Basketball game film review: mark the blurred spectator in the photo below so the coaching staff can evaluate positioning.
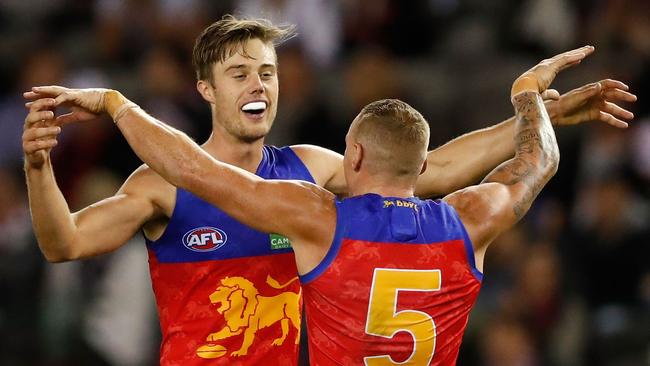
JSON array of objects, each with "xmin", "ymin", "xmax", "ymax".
[
  {"xmin": 630, "ymin": 119, "xmax": 650, "ymax": 184},
  {"xmin": 0, "ymin": 49, "xmax": 66, "ymax": 168},
  {"xmin": 235, "ymin": 0, "xmax": 342, "ymax": 67},
  {"xmin": 139, "ymin": 46, "xmax": 200, "ymax": 137},
  {"xmin": 0, "ymin": 166, "xmax": 44, "ymax": 366},
  {"xmin": 340, "ymin": 48, "xmax": 402, "ymax": 114},
  {"xmin": 269, "ymin": 46, "xmax": 338, "ymax": 148},
  {"xmin": 341, "ymin": 0, "xmax": 437, "ymax": 57},
  {"xmin": 568, "ymin": 174, "xmax": 649, "ymax": 307},
  {"xmin": 518, "ymin": 0, "xmax": 578, "ymax": 51},
  {"xmin": 94, "ymin": 0, "xmax": 211, "ymax": 63},
  {"xmin": 480, "ymin": 316, "xmax": 539, "ymax": 366}
]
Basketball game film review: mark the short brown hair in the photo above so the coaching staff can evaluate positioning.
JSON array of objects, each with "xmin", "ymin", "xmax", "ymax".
[
  {"xmin": 192, "ymin": 15, "xmax": 296, "ymax": 82},
  {"xmin": 355, "ymin": 99, "xmax": 430, "ymax": 177}
]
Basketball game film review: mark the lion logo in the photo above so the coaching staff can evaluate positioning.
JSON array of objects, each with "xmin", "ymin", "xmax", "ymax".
[{"xmin": 196, "ymin": 275, "xmax": 301, "ymax": 358}]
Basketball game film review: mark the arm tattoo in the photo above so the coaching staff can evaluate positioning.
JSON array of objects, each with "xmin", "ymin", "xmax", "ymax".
[{"xmin": 483, "ymin": 92, "xmax": 559, "ymax": 220}]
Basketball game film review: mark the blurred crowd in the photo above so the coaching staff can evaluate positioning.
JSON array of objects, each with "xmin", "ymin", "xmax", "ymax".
[{"xmin": 0, "ymin": 0, "xmax": 648, "ymax": 365}]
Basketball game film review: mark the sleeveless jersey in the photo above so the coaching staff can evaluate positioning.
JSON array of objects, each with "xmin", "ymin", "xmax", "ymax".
[
  {"xmin": 301, "ymin": 194, "xmax": 483, "ymax": 365},
  {"xmin": 146, "ymin": 145, "xmax": 314, "ymax": 366}
]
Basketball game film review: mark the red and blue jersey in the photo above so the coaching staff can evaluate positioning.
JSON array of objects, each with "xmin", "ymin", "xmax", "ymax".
[
  {"xmin": 301, "ymin": 194, "xmax": 482, "ymax": 365},
  {"xmin": 146, "ymin": 145, "xmax": 313, "ymax": 366}
]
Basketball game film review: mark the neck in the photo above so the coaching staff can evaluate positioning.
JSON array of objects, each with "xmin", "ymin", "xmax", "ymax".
[
  {"xmin": 347, "ymin": 175, "xmax": 416, "ymax": 198},
  {"xmin": 201, "ymin": 131, "xmax": 265, "ymax": 174}
]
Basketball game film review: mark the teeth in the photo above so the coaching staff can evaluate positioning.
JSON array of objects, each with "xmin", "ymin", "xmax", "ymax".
[{"xmin": 242, "ymin": 102, "xmax": 266, "ymax": 112}]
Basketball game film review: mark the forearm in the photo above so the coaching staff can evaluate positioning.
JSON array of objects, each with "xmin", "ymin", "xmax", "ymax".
[
  {"xmin": 106, "ymin": 92, "xmax": 264, "ymax": 224},
  {"xmin": 105, "ymin": 92, "xmax": 329, "ymax": 241},
  {"xmin": 105, "ymin": 91, "xmax": 196, "ymax": 189},
  {"xmin": 509, "ymin": 92, "xmax": 560, "ymax": 176},
  {"xmin": 24, "ymin": 158, "xmax": 79, "ymax": 262},
  {"xmin": 416, "ymin": 118, "xmax": 515, "ymax": 197},
  {"xmin": 414, "ymin": 97, "xmax": 575, "ymax": 198},
  {"xmin": 483, "ymin": 92, "xmax": 559, "ymax": 220}
]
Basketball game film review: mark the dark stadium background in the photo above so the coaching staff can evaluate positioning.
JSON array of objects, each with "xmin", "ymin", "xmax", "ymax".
[{"xmin": 0, "ymin": 1, "xmax": 648, "ymax": 365}]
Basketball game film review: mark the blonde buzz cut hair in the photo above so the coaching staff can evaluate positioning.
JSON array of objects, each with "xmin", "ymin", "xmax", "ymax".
[
  {"xmin": 355, "ymin": 99, "xmax": 430, "ymax": 177},
  {"xmin": 192, "ymin": 14, "xmax": 297, "ymax": 82}
]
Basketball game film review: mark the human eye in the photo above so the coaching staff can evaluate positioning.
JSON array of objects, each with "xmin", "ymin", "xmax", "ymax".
[{"xmin": 260, "ymin": 71, "xmax": 275, "ymax": 80}]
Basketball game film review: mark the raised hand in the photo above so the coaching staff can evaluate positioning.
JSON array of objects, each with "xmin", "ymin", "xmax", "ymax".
[
  {"xmin": 22, "ymin": 98, "xmax": 62, "ymax": 168},
  {"xmin": 512, "ymin": 45, "xmax": 595, "ymax": 96},
  {"xmin": 546, "ymin": 79, "xmax": 636, "ymax": 129},
  {"xmin": 24, "ymin": 85, "xmax": 109, "ymax": 125}
]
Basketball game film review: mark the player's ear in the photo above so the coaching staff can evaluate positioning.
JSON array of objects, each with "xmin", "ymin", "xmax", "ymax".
[
  {"xmin": 419, "ymin": 159, "xmax": 427, "ymax": 175},
  {"xmin": 352, "ymin": 142, "xmax": 363, "ymax": 172},
  {"xmin": 197, "ymin": 80, "xmax": 216, "ymax": 104}
]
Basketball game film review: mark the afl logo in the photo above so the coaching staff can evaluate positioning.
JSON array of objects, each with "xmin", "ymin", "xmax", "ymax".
[{"xmin": 183, "ymin": 227, "xmax": 227, "ymax": 252}]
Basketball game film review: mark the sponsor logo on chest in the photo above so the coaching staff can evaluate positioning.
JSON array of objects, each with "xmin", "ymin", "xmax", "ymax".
[
  {"xmin": 183, "ymin": 226, "xmax": 228, "ymax": 252},
  {"xmin": 269, "ymin": 233, "xmax": 291, "ymax": 250}
]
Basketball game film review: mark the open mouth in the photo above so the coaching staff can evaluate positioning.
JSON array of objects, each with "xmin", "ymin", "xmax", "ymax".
[{"xmin": 241, "ymin": 101, "xmax": 267, "ymax": 117}]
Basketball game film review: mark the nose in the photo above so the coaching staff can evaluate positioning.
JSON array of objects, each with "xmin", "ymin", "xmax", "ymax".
[{"xmin": 248, "ymin": 74, "xmax": 264, "ymax": 95}]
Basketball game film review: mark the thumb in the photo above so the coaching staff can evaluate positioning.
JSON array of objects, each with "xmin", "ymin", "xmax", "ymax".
[
  {"xmin": 54, "ymin": 91, "xmax": 76, "ymax": 107},
  {"xmin": 563, "ymin": 83, "xmax": 601, "ymax": 108},
  {"xmin": 541, "ymin": 89, "xmax": 560, "ymax": 101},
  {"xmin": 577, "ymin": 82, "xmax": 602, "ymax": 97}
]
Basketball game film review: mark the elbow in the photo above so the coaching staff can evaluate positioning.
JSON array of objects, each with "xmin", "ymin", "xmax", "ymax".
[
  {"xmin": 41, "ymin": 248, "xmax": 77, "ymax": 263},
  {"xmin": 533, "ymin": 137, "xmax": 560, "ymax": 179},
  {"xmin": 547, "ymin": 147, "xmax": 560, "ymax": 177},
  {"xmin": 534, "ymin": 149, "xmax": 559, "ymax": 185},
  {"xmin": 38, "ymin": 239, "xmax": 82, "ymax": 263},
  {"xmin": 43, "ymin": 254, "xmax": 69, "ymax": 263}
]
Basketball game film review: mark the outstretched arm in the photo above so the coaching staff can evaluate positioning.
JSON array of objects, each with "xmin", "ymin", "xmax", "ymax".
[
  {"xmin": 444, "ymin": 46, "xmax": 596, "ymax": 271},
  {"xmin": 104, "ymin": 93, "xmax": 337, "ymax": 248},
  {"xmin": 302, "ymin": 79, "xmax": 635, "ymax": 198},
  {"xmin": 108, "ymin": 98, "xmax": 337, "ymax": 273},
  {"xmin": 415, "ymin": 79, "xmax": 635, "ymax": 197},
  {"xmin": 26, "ymin": 87, "xmax": 336, "ymax": 273},
  {"xmin": 416, "ymin": 118, "xmax": 516, "ymax": 197}
]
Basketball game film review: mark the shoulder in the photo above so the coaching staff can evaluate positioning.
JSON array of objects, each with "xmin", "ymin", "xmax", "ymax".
[
  {"xmin": 290, "ymin": 144, "xmax": 343, "ymax": 163},
  {"xmin": 119, "ymin": 164, "xmax": 177, "ymax": 216},
  {"xmin": 121, "ymin": 164, "xmax": 173, "ymax": 190},
  {"xmin": 443, "ymin": 184, "xmax": 509, "ymax": 217},
  {"xmin": 290, "ymin": 144, "xmax": 344, "ymax": 190},
  {"xmin": 443, "ymin": 183, "xmax": 512, "ymax": 249}
]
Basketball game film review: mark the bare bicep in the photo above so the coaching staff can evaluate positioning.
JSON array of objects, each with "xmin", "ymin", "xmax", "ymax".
[{"xmin": 70, "ymin": 168, "xmax": 171, "ymax": 258}]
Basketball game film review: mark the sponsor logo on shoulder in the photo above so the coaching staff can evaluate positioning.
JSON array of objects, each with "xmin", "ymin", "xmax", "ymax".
[
  {"xmin": 269, "ymin": 233, "xmax": 291, "ymax": 250},
  {"xmin": 183, "ymin": 227, "xmax": 227, "ymax": 252},
  {"xmin": 383, "ymin": 199, "xmax": 418, "ymax": 211}
]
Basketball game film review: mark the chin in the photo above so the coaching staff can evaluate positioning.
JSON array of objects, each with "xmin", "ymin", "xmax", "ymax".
[
  {"xmin": 238, "ymin": 134, "xmax": 267, "ymax": 144},
  {"xmin": 238, "ymin": 128, "xmax": 270, "ymax": 143},
  {"xmin": 245, "ymin": 122, "xmax": 273, "ymax": 140}
]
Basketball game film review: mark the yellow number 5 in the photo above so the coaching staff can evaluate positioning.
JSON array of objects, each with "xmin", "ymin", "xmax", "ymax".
[{"xmin": 364, "ymin": 268, "xmax": 442, "ymax": 365}]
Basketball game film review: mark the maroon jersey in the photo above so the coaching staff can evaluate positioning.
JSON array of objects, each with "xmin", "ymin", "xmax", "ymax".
[
  {"xmin": 301, "ymin": 194, "xmax": 482, "ymax": 365},
  {"xmin": 146, "ymin": 146, "xmax": 313, "ymax": 365}
]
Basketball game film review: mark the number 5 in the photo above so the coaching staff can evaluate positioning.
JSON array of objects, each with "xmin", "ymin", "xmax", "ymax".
[{"xmin": 364, "ymin": 268, "xmax": 442, "ymax": 365}]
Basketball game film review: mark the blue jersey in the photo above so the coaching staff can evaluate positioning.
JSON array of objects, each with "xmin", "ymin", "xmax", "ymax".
[{"xmin": 146, "ymin": 145, "xmax": 314, "ymax": 366}]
